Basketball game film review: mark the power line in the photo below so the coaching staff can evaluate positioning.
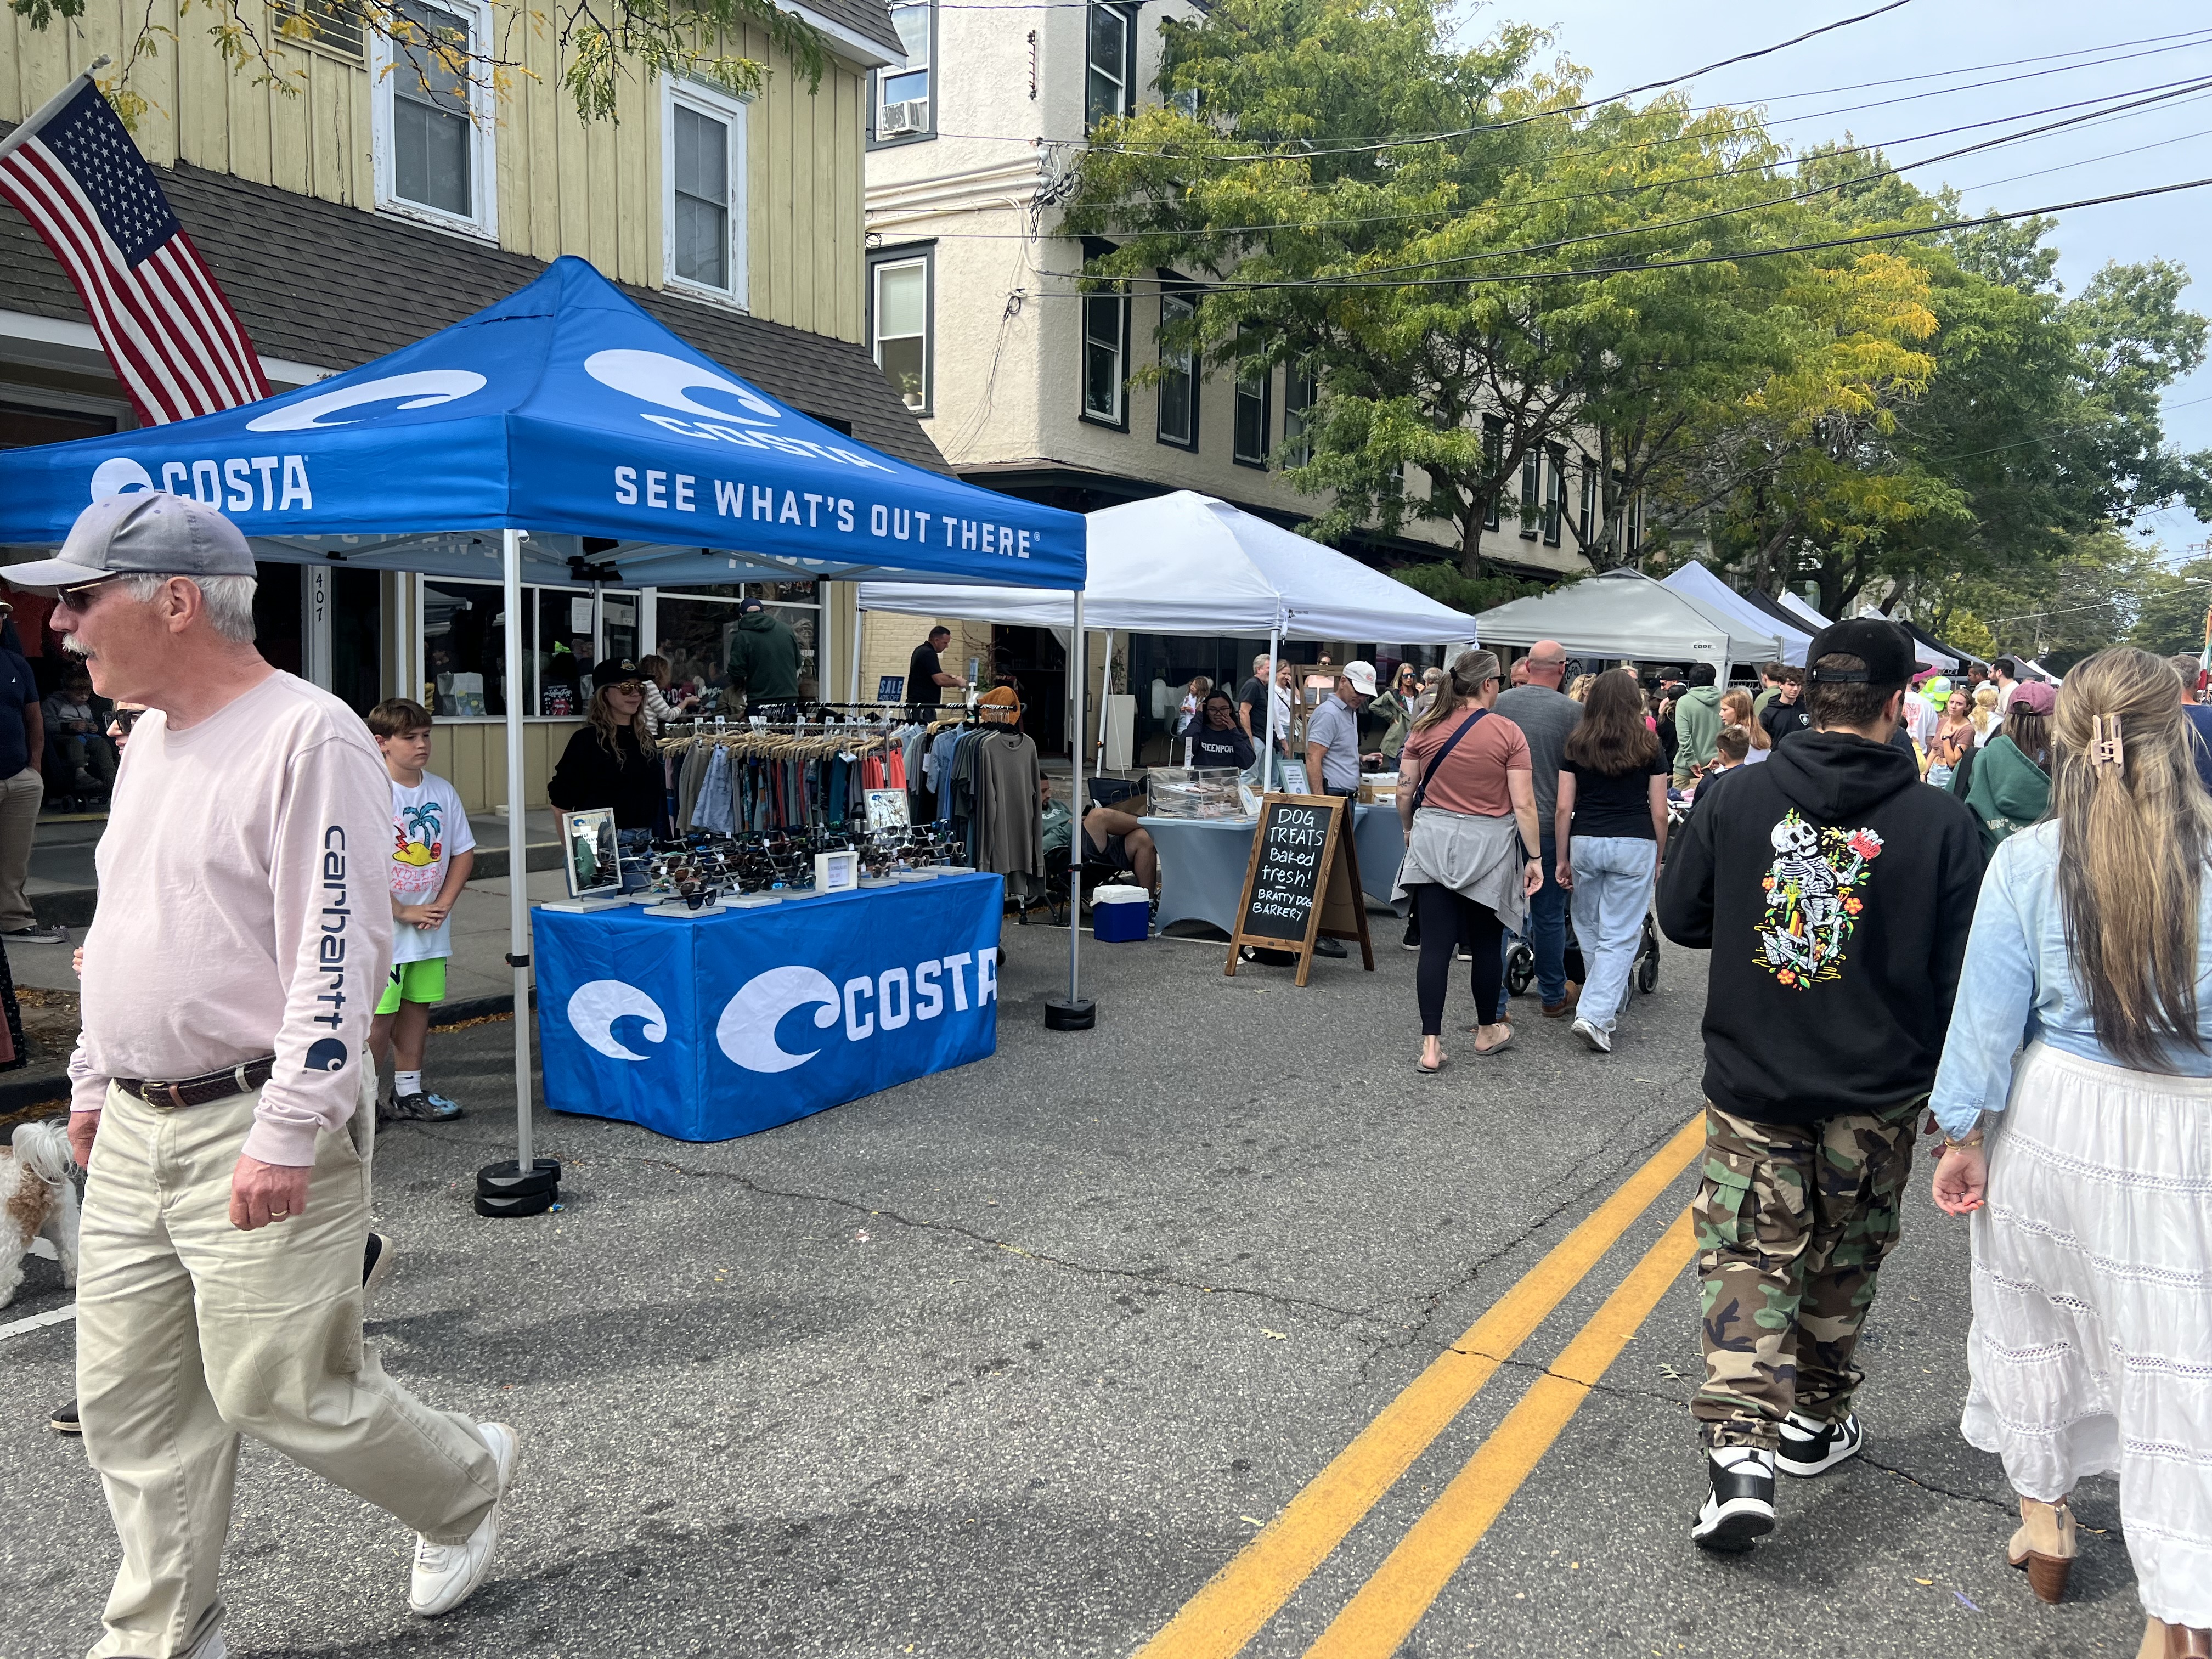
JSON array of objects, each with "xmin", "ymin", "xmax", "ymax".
[
  {"xmin": 1022, "ymin": 173, "xmax": 2212, "ymax": 294},
  {"xmin": 885, "ymin": 80, "xmax": 2212, "ymax": 240},
  {"xmin": 1042, "ymin": 81, "xmax": 2212, "ymax": 287}
]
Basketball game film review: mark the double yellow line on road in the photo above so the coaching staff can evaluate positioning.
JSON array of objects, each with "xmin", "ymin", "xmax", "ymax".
[{"xmin": 1135, "ymin": 1114, "xmax": 1706, "ymax": 1659}]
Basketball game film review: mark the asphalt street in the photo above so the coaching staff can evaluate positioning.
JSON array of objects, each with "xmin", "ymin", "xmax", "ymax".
[{"xmin": 0, "ymin": 916, "xmax": 2151, "ymax": 1658}]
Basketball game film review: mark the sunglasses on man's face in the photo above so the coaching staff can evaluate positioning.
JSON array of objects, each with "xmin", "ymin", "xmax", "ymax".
[
  {"xmin": 55, "ymin": 573, "xmax": 129, "ymax": 613},
  {"xmin": 108, "ymin": 710, "xmax": 140, "ymax": 735}
]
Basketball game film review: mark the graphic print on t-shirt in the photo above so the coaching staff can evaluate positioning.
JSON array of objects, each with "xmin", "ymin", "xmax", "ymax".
[
  {"xmin": 392, "ymin": 798, "xmax": 448, "ymax": 900},
  {"xmin": 1756, "ymin": 810, "xmax": 1883, "ymax": 988}
]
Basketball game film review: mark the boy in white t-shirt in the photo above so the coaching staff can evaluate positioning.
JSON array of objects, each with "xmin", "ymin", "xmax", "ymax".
[{"xmin": 367, "ymin": 698, "xmax": 477, "ymax": 1121}]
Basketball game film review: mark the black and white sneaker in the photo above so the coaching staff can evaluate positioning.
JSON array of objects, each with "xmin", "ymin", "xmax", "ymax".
[
  {"xmin": 385, "ymin": 1091, "xmax": 464, "ymax": 1122},
  {"xmin": 1691, "ymin": 1446, "xmax": 1776, "ymax": 1552},
  {"xmin": 2, "ymin": 923, "xmax": 68, "ymax": 945},
  {"xmin": 362, "ymin": 1231, "xmax": 396, "ymax": 1306},
  {"xmin": 50, "ymin": 1398, "xmax": 80, "ymax": 1435},
  {"xmin": 1776, "ymin": 1410, "xmax": 1863, "ymax": 1477}
]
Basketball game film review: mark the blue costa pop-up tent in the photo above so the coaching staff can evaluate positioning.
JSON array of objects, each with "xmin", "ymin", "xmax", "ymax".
[{"xmin": 0, "ymin": 255, "xmax": 1093, "ymax": 1166}]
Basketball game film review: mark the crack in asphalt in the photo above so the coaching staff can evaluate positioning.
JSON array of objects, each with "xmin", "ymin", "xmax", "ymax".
[
  {"xmin": 608, "ymin": 1153, "xmax": 1380, "ymax": 1322},
  {"xmin": 1863, "ymin": 1458, "xmax": 2019, "ymax": 1516}
]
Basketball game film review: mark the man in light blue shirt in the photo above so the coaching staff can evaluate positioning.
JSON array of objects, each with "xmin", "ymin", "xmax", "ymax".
[
  {"xmin": 1305, "ymin": 661, "xmax": 1376, "ymax": 797},
  {"xmin": 1302, "ymin": 661, "xmax": 1376, "ymax": 959}
]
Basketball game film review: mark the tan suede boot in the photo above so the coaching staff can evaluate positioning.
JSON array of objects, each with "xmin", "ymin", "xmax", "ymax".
[
  {"xmin": 2142, "ymin": 1618, "xmax": 2212, "ymax": 1658},
  {"xmin": 2007, "ymin": 1495, "xmax": 2076, "ymax": 1603}
]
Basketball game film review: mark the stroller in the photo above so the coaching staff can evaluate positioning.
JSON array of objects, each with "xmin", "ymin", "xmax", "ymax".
[{"xmin": 1505, "ymin": 909, "xmax": 1660, "ymax": 999}]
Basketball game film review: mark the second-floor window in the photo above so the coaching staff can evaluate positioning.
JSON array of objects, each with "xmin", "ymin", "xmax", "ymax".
[
  {"xmin": 1543, "ymin": 444, "xmax": 1565, "ymax": 547},
  {"xmin": 877, "ymin": 0, "xmax": 933, "ymax": 139},
  {"xmin": 1481, "ymin": 414, "xmax": 1504, "ymax": 531},
  {"xmin": 663, "ymin": 81, "xmax": 746, "ymax": 301},
  {"xmin": 1283, "ymin": 363, "xmax": 1315, "ymax": 467},
  {"xmin": 872, "ymin": 249, "xmax": 932, "ymax": 413},
  {"xmin": 379, "ymin": 0, "xmax": 492, "ymax": 232},
  {"xmin": 1233, "ymin": 332, "xmax": 1269, "ymax": 467},
  {"xmin": 1081, "ymin": 239, "xmax": 1128, "ymax": 427},
  {"xmin": 1578, "ymin": 461, "xmax": 1596, "ymax": 545},
  {"xmin": 1087, "ymin": 4, "xmax": 1136, "ymax": 132},
  {"xmin": 1156, "ymin": 291, "xmax": 1197, "ymax": 449},
  {"xmin": 1519, "ymin": 449, "xmax": 1541, "ymax": 538}
]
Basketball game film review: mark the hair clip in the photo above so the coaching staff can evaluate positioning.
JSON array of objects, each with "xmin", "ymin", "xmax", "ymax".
[{"xmin": 2091, "ymin": 714, "xmax": 2124, "ymax": 770}]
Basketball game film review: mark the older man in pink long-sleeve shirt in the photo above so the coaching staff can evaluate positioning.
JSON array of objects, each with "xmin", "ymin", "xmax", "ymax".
[{"xmin": 29, "ymin": 492, "xmax": 518, "ymax": 1659}]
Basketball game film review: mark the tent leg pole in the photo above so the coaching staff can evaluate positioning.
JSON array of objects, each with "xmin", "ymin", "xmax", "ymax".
[
  {"xmin": 1046, "ymin": 591, "xmax": 1094, "ymax": 1031},
  {"xmin": 1263, "ymin": 624, "xmax": 1280, "ymax": 793},
  {"xmin": 849, "ymin": 600, "xmax": 862, "ymax": 704},
  {"xmin": 505, "ymin": 529, "xmax": 535, "ymax": 1174}
]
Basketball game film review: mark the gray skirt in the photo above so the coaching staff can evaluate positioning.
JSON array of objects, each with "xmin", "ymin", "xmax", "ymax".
[{"xmin": 1393, "ymin": 806, "xmax": 1530, "ymax": 933}]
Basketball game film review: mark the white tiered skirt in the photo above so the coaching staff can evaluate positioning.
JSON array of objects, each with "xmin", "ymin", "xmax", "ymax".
[{"xmin": 1961, "ymin": 1042, "xmax": 2212, "ymax": 1626}]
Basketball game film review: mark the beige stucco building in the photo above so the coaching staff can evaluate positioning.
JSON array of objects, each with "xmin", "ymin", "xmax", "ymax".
[{"xmin": 852, "ymin": 0, "xmax": 1592, "ymax": 755}]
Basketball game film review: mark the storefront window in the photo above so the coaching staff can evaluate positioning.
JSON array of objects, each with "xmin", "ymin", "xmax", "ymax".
[
  {"xmin": 423, "ymin": 579, "xmax": 507, "ymax": 716},
  {"xmin": 535, "ymin": 589, "xmax": 593, "ymax": 716},
  {"xmin": 653, "ymin": 582, "xmax": 820, "ymax": 710}
]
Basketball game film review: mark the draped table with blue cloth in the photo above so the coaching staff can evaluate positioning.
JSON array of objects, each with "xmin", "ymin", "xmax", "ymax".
[
  {"xmin": 534, "ymin": 872, "xmax": 1004, "ymax": 1141},
  {"xmin": 1141, "ymin": 806, "xmax": 1406, "ymax": 935}
]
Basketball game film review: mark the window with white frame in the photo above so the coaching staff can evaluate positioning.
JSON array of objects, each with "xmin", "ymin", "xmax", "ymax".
[
  {"xmin": 1156, "ymin": 290, "xmax": 1197, "ymax": 449},
  {"xmin": 663, "ymin": 80, "xmax": 746, "ymax": 301},
  {"xmin": 1283, "ymin": 362, "xmax": 1315, "ymax": 467},
  {"xmin": 1233, "ymin": 330, "xmax": 1269, "ymax": 468},
  {"xmin": 376, "ymin": 0, "xmax": 493, "ymax": 233},
  {"xmin": 1081, "ymin": 242, "xmax": 1129, "ymax": 426},
  {"xmin": 876, "ymin": 0, "xmax": 932, "ymax": 139},
  {"xmin": 1086, "ymin": 4, "xmax": 1135, "ymax": 132},
  {"xmin": 872, "ymin": 249, "xmax": 932, "ymax": 413},
  {"xmin": 1543, "ymin": 444, "xmax": 1565, "ymax": 546}
]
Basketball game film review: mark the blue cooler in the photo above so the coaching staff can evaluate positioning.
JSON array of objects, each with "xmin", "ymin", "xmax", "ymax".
[{"xmin": 1092, "ymin": 884, "xmax": 1150, "ymax": 942}]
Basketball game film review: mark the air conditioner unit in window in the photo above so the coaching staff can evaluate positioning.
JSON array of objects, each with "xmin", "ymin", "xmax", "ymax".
[{"xmin": 879, "ymin": 100, "xmax": 928, "ymax": 137}]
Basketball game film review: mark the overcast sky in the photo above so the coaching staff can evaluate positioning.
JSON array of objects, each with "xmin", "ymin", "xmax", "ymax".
[{"xmin": 1476, "ymin": 0, "xmax": 2212, "ymax": 557}]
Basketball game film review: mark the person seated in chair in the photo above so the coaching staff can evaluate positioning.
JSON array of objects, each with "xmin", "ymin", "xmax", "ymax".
[
  {"xmin": 42, "ymin": 669, "xmax": 112, "ymax": 793},
  {"xmin": 1082, "ymin": 804, "xmax": 1158, "ymax": 897}
]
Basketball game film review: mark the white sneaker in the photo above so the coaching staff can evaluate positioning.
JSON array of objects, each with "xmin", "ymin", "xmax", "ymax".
[
  {"xmin": 1571, "ymin": 1016, "xmax": 1611, "ymax": 1053},
  {"xmin": 1775, "ymin": 1410, "xmax": 1863, "ymax": 1477},
  {"xmin": 409, "ymin": 1421, "xmax": 519, "ymax": 1617}
]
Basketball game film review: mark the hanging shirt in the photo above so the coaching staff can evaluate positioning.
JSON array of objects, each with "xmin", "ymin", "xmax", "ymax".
[{"xmin": 387, "ymin": 771, "xmax": 476, "ymax": 964}]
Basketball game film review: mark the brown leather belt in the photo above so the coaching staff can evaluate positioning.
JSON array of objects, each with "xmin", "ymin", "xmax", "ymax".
[{"xmin": 115, "ymin": 1056, "xmax": 278, "ymax": 1111}]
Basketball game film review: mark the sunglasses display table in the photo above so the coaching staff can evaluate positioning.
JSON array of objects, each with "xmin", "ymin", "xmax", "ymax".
[
  {"xmin": 534, "ymin": 871, "xmax": 1005, "ymax": 1141},
  {"xmin": 1143, "ymin": 806, "xmax": 1406, "ymax": 937}
]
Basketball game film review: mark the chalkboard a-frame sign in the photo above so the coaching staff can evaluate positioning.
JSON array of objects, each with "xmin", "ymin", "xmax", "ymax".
[{"xmin": 1224, "ymin": 793, "xmax": 1376, "ymax": 986}]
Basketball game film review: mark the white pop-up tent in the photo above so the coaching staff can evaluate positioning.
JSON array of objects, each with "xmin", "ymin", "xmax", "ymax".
[
  {"xmin": 858, "ymin": 490, "xmax": 1482, "ymax": 645},
  {"xmin": 1472, "ymin": 568, "xmax": 1781, "ymax": 675},
  {"xmin": 1661, "ymin": 562, "xmax": 1815, "ymax": 666},
  {"xmin": 859, "ymin": 490, "xmax": 1482, "ymax": 789}
]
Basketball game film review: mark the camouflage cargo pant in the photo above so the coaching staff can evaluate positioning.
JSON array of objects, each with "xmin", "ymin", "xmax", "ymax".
[{"xmin": 1692, "ymin": 1098, "xmax": 1918, "ymax": 1451}]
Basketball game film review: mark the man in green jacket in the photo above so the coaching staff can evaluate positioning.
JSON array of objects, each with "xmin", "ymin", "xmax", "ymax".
[
  {"xmin": 1672, "ymin": 663, "xmax": 1726, "ymax": 787},
  {"xmin": 726, "ymin": 598, "xmax": 802, "ymax": 710}
]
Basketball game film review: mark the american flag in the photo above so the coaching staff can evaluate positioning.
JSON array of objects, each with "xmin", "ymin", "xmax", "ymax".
[{"xmin": 0, "ymin": 74, "xmax": 268, "ymax": 425}]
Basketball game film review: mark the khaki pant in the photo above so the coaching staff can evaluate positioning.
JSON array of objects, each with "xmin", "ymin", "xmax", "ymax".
[
  {"xmin": 76, "ymin": 1080, "xmax": 499, "ymax": 1659},
  {"xmin": 0, "ymin": 763, "xmax": 43, "ymax": 931}
]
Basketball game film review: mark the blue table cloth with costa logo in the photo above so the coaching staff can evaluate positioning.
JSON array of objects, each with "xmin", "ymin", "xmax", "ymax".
[{"xmin": 534, "ymin": 873, "xmax": 1003, "ymax": 1141}]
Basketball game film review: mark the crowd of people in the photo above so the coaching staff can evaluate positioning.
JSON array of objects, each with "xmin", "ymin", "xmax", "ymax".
[
  {"xmin": 1389, "ymin": 621, "xmax": 2209, "ymax": 1650},
  {"xmin": 15, "ymin": 481, "xmax": 2208, "ymax": 1657}
]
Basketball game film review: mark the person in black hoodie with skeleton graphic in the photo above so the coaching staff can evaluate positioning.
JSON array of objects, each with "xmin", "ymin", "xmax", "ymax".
[{"xmin": 1658, "ymin": 618, "xmax": 1983, "ymax": 1554}]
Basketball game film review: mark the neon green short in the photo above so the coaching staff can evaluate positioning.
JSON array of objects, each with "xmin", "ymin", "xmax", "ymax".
[{"xmin": 375, "ymin": 957, "xmax": 448, "ymax": 1015}]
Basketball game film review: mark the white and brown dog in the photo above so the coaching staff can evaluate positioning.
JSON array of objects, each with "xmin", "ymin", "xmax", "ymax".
[{"xmin": 0, "ymin": 1120, "xmax": 78, "ymax": 1310}]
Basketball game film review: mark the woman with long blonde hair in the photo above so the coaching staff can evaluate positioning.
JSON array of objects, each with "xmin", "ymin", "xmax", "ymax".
[
  {"xmin": 1717, "ymin": 687, "xmax": 1772, "ymax": 761},
  {"xmin": 1930, "ymin": 647, "xmax": 2212, "ymax": 1651},
  {"xmin": 1971, "ymin": 681, "xmax": 2001, "ymax": 742}
]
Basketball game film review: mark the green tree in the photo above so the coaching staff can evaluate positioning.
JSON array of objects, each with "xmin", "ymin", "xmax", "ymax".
[{"xmin": 2130, "ymin": 558, "xmax": 2212, "ymax": 658}]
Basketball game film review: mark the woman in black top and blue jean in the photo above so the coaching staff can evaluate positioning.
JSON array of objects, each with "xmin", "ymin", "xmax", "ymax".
[{"xmin": 1555, "ymin": 669, "xmax": 1670, "ymax": 1055}]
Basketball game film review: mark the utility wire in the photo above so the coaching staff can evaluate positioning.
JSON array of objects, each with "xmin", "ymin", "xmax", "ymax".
[
  {"xmin": 1041, "ymin": 80, "xmax": 2212, "ymax": 286},
  {"xmin": 1022, "ymin": 173, "xmax": 2212, "ymax": 294}
]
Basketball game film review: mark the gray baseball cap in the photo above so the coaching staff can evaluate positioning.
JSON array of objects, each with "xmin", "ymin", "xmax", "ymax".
[{"xmin": 5, "ymin": 491, "xmax": 255, "ymax": 590}]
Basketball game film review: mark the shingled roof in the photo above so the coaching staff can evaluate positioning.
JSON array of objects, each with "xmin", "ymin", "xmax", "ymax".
[{"xmin": 0, "ymin": 149, "xmax": 946, "ymax": 475}]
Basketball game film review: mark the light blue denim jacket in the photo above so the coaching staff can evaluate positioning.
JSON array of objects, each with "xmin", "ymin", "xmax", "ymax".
[{"xmin": 1929, "ymin": 820, "xmax": 2212, "ymax": 1136}]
